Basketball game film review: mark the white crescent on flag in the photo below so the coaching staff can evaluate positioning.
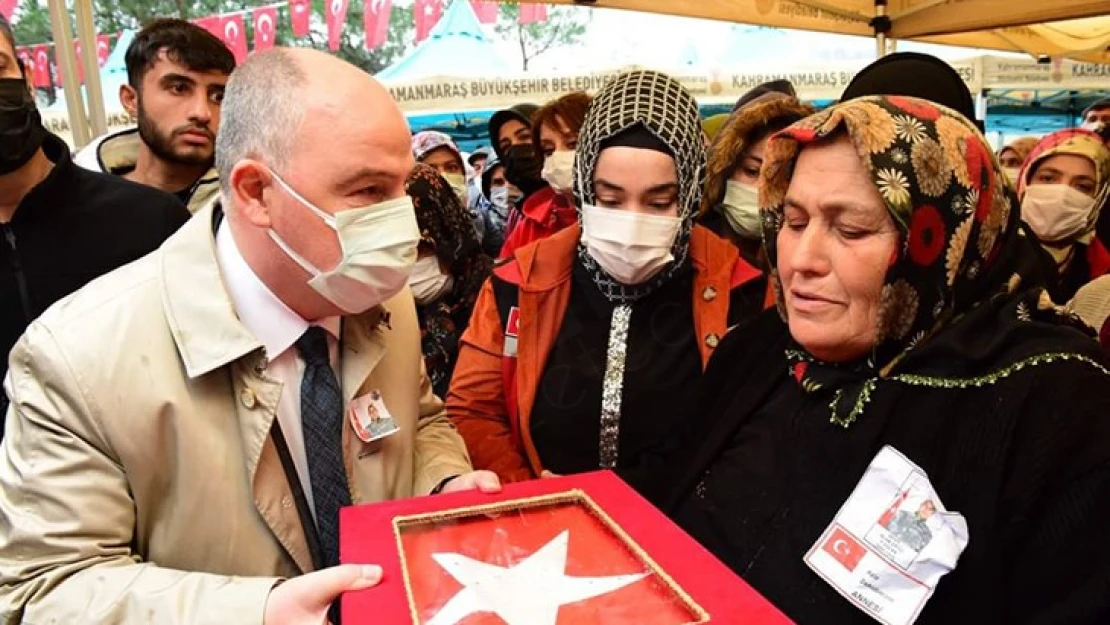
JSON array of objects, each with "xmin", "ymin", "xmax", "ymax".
[
  {"xmin": 257, "ymin": 13, "xmax": 274, "ymax": 43},
  {"xmin": 330, "ymin": 0, "xmax": 343, "ymax": 17},
  {"xmin": 224, "ymin": 19, "xmax": 240, "ymax": 43}
]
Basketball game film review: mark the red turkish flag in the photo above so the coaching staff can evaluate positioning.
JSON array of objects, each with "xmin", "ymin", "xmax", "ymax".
[
  {"xmin": 0, "ymin": 0, "xmax": 18, "ymax": 20},
  {"xmin": 822, "ymin": 526, "xmax": 866, "ymax": 573},
  {"xmin": 362, "ymin": 0, "xmax": 392, "ymax": 51},
  {"xmin": 470, "ymin": 0, "xmax": 498, "ymax": 24},
  {"xmin": 519, "ymin": 2, "xmax": 548, "ymax": 24},
  {"xmin": 398, "ymin": 504, "xmax": 702, "ymax": 624},
  {"xmin": 31, "ymin": 45, "xmax": 50, "ymax": 88},
  {"xmin": 218, "ymin": 14, "xmax": 248, "ymax": 63},
  {"xmin": 95, "ymin": 35, "xmax": 111, "ymax": 67},
  {"xmin": 69, "ymin": 40, "xmax": 86, "ymax": 84},
  {"xmin": 289, "ymin": 0, "xmax": 311, "ymax": 38},
  {"xmin": 326, "ymin": 0, "xmax": 351, "ymax": 51},
  {"xmin": 413, "ymin": 0, "xmax": 443, "ymax": 43},
  {"xmin": 15, "ymin": 47, "xmax": 33, "ymax": 77},
  {"xmin": 253, "ymin": 7, "xmax": 279, "ymax": 52}
]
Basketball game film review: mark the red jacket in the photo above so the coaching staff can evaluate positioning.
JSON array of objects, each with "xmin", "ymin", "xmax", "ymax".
[
  {"xmin": 498, "ymin": 187, "xmax": 578, "ymax": 259},
  {"xmin": 448, "ymin": 224, "xmax": 761, "ymax": 483}
]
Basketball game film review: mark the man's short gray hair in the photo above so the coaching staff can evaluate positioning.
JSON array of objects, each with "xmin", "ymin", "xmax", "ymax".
[{"xmin": 215, "ymin": 48, "xmax": 307, "ymax": 193}]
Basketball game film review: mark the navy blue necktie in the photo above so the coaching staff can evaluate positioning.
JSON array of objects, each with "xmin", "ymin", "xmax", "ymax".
[{"xmin": 295, "ymin": 326, "xmax": 351, "ymax": 569}]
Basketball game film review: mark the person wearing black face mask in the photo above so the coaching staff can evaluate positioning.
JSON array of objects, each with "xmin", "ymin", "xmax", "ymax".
[
  {"xmin": 0, "ymin": 15, "xmax": 190, "ymax": 425},
  {"xmin": 488, "ymin": 102, "xmax": 578, "ymax": 258}
]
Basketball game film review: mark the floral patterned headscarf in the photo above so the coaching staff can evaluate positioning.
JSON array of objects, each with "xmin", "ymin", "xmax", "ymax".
[{"xmin": 758, "ymin": 95, "xmax": 1090, "ymax": 425}]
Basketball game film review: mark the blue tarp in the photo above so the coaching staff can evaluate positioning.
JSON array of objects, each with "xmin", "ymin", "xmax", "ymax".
[{"xmin": 376, "ymin": 0, "xmax": 512, "ymax": 82}]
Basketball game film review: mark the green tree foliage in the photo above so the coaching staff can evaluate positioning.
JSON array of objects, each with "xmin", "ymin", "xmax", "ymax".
[
  {"xmin": 494, "ymin": 1, "xmax": 588, "ymax": 71},
  {"xmin": 10, "ymin": 0, "xmax": 413, "ymax": 75}
]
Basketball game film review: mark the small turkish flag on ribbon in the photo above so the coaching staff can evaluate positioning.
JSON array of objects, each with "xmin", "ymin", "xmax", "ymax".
[
  {"xmin": 15, "ymin": 46, "xmax": 33, "ymax": 76},
  {"xmin": 289, "ymin": 0, "xmax": 311, "ymax": 38},
  {"xmin": 69, "ymin": 40, "xmax": 86, "ymax": 84},
  {"xmin": 519, "ymin": 2, "xmax": 548, "ymax": 24},
  {"xmin": 0, "ymin": 0, "xmax": 18, "ymax": 20},
  {"xmin": 32, "ymin": 45, "xmax": 51, "ymax": 88},
  {"xmin": 219, "ymin": 14, "xmax": 248, "ymax": 63},
  {"xmin": 470, "ymin": 0, "xmax": 498, "ymax": 24},
  {"xmin": 95, "ymin": 35, "xmax": 111, "ymax": 67},
  {"xmin": 326, "ymin": 0, "xmax": 351, "ymax": 51},
  {"xmin": 362, "ymin": 0, "xmax": 392, "ymax": 51},
  {"xmin": 822, "ymin": 526, "xmax": 866, "ymax": 573},
  {"xmin": 412, "ymin": 0, "xmax": 443, "ymax": 43},
  {"xmin": 253, "ymin": 6, "xmax": 279, "ymax": 52}
]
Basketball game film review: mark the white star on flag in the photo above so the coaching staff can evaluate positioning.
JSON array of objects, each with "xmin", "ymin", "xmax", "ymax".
[{"xmin": 426, "ymin": 530, "xmax": 647, "ymax": 625}]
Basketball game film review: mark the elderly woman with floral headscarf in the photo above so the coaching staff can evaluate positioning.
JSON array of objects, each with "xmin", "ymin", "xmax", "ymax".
[
  {"xmin": 655, "ymin": 96, "xmax": 1110, "ymax": 624},
  {"xmin": 404, "ymin": 164, "xmax": 493, "ymax": 399},
  {"xmin": 1015, "ymin": 128, "xmax": 1110, "ymax": 301},
  {"xmin": 447, "ymin": 71, "xmax": 762, "ymax": 484}
]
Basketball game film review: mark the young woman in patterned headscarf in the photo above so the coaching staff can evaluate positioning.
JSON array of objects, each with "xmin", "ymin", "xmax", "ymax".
[
  {"xmin": 447, "ymin": 71, "xmax": 762, "ymax": 484},
  {"xmin": 1014, "ymin": 128, "xmax": 1110, "ymax": 301},
  {"xmin": 656, "ymin": 96, "xmax": 1110, "ymax": 624},
  {"xmin": 403, "ymin": 164, "xmax": 493, "ymax": 399}
]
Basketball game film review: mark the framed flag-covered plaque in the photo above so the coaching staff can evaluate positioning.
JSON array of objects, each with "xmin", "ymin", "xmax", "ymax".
[{"xmin": 340, "ymin": 471, "xmax": 792, "ymax": 625}]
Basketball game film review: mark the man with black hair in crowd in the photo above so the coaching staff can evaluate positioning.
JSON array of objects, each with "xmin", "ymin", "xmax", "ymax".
[
  {"xmin": 75, "ymin": 18, "xmax": 234, "ymax": 213},
  {"xmin": 0, "ymin": 15, "xmax": 190, "ymax": 422}
]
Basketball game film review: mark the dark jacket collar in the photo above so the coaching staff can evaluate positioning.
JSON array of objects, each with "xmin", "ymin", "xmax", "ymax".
[{"xmin": 10, "ymin": 132, "xmax": 81, "ymax": 227}]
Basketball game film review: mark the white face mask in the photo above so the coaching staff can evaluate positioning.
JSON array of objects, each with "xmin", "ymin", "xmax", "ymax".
[
  {"xmin": 269, "ymin": 173, "xmax": 420, "ymax": 314},
  {"xmin": 1021, "ymin": 184, "xmax": 1098, "ymax": 244},
  {"xmin": 720, "ymin": 180, "xmax": 762, "ymax": 239},
  {"xmin": 1002, "ymin": 167, "xmax": 1022, "ymax": 186},
  {"xmin": 1080, "ymin": 120, "xmax": 1106, "ymax": 133},
  {"xmin": 580, "ymin": 204, "xmax": 681, "ymax": 285},
  {"xmin": 408, "ymin": 254, "xmax": 454, "ymax": 305},
  {"xmin": 489, "ymin": 186, "xmax": 510, "ymax": 211},
  {"xmin": 541, "ymin": 150, "xmax": 575, "ymax": 194},
  {"xmin": 443, "ymin": 172, "xmax": 469, "ymax": 208}
]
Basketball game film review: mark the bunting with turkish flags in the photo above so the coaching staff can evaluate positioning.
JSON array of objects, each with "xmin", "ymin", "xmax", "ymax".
[
  {"xmin": 519, "ymin": 2, "xmax": 548, "ymax": 24},
  {"xmin": 15, "ymin": 47, "xmax": 33, "ymax": 78},
  {"xmin": 253, "ymin": 6, "xmax": 279, "ymax": 52},
  {"xmin": 363, "ymin": 0, "xmax": 392, "ymax": 51},
  {"xmin": 326, "ymin": 0, "xmax": 351, "ymax": 51},
  {"xmin": 413, "ymin": 0, "xmax": 444, "ymax": 43},
  {"xmin": 470, "ymin": 0, "xmax": 498, "ymax": 24},
  {"xmin": 289, "ymin": 0, "xmax": 312, "ymax": 38},
  {"xmin": 193, "ymin": 15, "xmax": 222, "ymax": 39}
]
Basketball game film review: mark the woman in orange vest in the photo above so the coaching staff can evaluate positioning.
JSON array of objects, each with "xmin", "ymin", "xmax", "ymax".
[{"xmin": 447, "ymin": 71, "xmax": 764, "ymax": 484}]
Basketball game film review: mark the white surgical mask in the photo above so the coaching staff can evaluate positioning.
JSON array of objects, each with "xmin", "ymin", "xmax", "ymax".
[
  {"xmin": 1021, "ymin": 184, "xmax": 1098, "ymax": 244},
  {"xmin": 1080, "ymin": 121, "xmax": 1105, "ymax": 133},
  {"xmin": 408, "ymin": 255, "xmax": 454, "ymax": 305},
  {"xmin": 541, "ymin": 150, "xmax": 575, "ymax": 194},
  {"xmin": 443, "ymin": 172, "xmax": 469, "ymax": 208},
  {"xmin": 581, "ymin": 204, "xmax": 681, "ymax": 285},
  {"xmin": 1002, "ymin": 167, "xmax": 1022, "ymax": 186},
  {"xmin": 269, "ymin": 172, "xmax": 420, "ymax": 314},
  {"xmin": 720, "ymin": 180, "xmax": 762, "ymax": 239}
]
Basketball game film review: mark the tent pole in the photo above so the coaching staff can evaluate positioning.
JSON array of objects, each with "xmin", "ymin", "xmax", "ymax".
[
  {"xmin": 872, "ymin": 0, "xmax": 890, "ymax": 58},
  {"xmin": 46, "ymin": 0, "xmax": 90, "ymax": 147},
  {"xmin": 74, "ymin": 0, "xmax": 108, "ymax": 138}
]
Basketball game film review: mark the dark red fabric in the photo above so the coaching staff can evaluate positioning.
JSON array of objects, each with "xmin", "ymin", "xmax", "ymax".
[{"xmin": 499, "ymin": 187, "xmax": 578, "ymax": 259}]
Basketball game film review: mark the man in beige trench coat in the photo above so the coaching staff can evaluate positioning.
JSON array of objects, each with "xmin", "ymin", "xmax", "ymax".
[{"xmin": 0, "ymin": 48, "xmax": 498, "ymax": 625}]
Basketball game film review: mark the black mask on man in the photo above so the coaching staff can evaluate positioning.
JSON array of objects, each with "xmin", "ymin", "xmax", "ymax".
[{"xmin": 0, "ymin": 78, "xmax": 46, "ymax": 175}]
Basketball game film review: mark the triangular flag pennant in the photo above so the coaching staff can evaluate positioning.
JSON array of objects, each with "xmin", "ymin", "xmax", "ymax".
[
  {"xmin": 470, "ymin": 1, "xmax": 498, "ymax": 24},
  {"xmin": 519, "ymin": 2, "xmax": 547, "ymax": 24},
  {"xmin": 31, "ymin": 45, "xmax": 50, "ymax": 87},
  {"xmin": 326, "ymin": 0, "xmax": 351, "ymax": 51},
  {"xmin": 96, "ymin": 35, "xmax": 112, "ymax": 67},
  {"xmin": 220, "ymin": 13, "xmax": 248, "ymax": 63},
  {"xmin": 15, "ymin": 47, "xmax": 33, "ymax": 79},
  {"xmin": 0, "ymin": 0, "xmax": 18, "ymax": 21},
  {"xmin": 363, "ymin": 0, "xmax": 393, "ymax": 51},
  {"xmin": 253, "ymin": 6, "xmax": 279, "ymax": 52},
  {"xmin": 413, "ymin": 0, "xmax": 444, "ymax": 43},
  {"xmin": 289, "ymin": 0, "xmax": 312, "ymax": 38},
  {"xmin": 68, "ymin": 39, "xmax": 86, "ymax": 84}
]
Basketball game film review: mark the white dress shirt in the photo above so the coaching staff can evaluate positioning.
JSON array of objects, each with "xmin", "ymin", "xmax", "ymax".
[{"xmin": 215, "ymin": 222, "xmax": 341, "ymax": 520}]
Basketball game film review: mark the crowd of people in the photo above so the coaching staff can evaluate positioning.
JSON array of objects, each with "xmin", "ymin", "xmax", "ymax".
[{"xmin": 1, "ymin": 14, "xmax": 1109, "ymax": 625}]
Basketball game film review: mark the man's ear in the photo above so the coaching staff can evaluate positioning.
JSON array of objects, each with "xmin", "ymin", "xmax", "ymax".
[
  {"xmin": 230, "ymin": 159, "xmax": 276, "ymax": 229},
  {"xmin": 119, "ymin": 84, "xmax": 139, "ymax": 117}
]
